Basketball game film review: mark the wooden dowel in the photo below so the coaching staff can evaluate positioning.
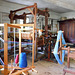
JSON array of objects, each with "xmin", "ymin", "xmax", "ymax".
[{"xmin": 32, "ymin": 68, "xmax": 38, "ymax": 73}]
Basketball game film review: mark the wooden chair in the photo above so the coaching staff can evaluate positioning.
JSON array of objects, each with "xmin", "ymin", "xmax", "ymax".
[{"xmin": 63, "ymin": 46, "xmax": 75, "ymax": 75}]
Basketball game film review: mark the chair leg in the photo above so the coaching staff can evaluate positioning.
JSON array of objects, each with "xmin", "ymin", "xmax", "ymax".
[
  {"xmin": 67, "ymin": 47, "xmax": 70, "ymax": 68},
  {"xmin": 63, "ymin": 71, "xmax": 66, "ymax": 75},
  {"xmin": 67, "ymin": 55, "xmax": 70, "ymax": 68}
]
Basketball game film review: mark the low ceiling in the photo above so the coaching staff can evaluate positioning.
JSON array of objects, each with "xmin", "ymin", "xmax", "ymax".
[{"xmin": 4, "ymin": 0, "xmax": 75, "ymax": 13}]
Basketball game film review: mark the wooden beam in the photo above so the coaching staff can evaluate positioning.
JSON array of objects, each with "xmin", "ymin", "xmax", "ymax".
[
  {"xmin": 9, "ymin": 67, "xmax": 31, "ymax": 75},
  {"xmin": 23, "ymin": 13, "xmax": 26, "ymax": 24},
  {"xmin": 4, "ymin": 23, "xmax": 8, "ymax": 75},
  {"xmin": 21, "ymin": 28, "xmax": 32, "ymax": 31},
  {"xmin": 45, "ymin": 8, "xmax": 48, "ymax": 35},
  {"xmin": 11, "ymin": 24, "xmax": 34, "ymax": 27},
  {"xmin": 70, "ymin": 48, "xmax": 75, "ymax": 51},
  {"xmin": 34, "ymin": 3, "xmax": 37, "ymax": 60},
  {"xmin": 12, "ymin": 13, "xmax": 26, "ymax": 20},
  {"xmin": 37, "ymin": 9, "xmax": 49, "ymax": 17},
  {"xmin": 32, "ymin": 25, "xmax": 35, "ymax": 66},
  {"xmin": 7, "ymin": 24, "xmax": 21, "ymax": 28},
  {"xmin": 27, "ymin": 8, "xmax": 34, "ymax": 15},
  {"xmin": 26, "ymin": 13, "xmax": 32, "ymax": 15},
  {"xmin": 62, "ymin": 47, "xmax": 75, "ymax": 51},
  {"xmin": 0, "ymin": 65, "xmax": 21, "ymax": 69},
  {"xmin": 34, "ymin": 3, "xmax": 37, "ymax": 28}
]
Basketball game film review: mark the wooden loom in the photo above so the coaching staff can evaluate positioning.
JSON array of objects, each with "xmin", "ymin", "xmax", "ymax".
[
  {"xmin": 9, "ymin": 3, "xmax": 49, "ymax": 32},
  {"xmin": 0, "ymin": 23, "xmax": 37, "ymax": 75},
  {"xmin": 9, "ymin": 3, "xmax": 50, "ymax": 60}
]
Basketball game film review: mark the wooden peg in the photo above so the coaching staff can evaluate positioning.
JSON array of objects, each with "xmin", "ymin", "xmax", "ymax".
[
  {"xmin": 11, "ymin": 59, "xmax": 13, "ymax": 70},
  {"xmin": 32, "ymin": 68, "xmax": 38, "ymax": 73}
]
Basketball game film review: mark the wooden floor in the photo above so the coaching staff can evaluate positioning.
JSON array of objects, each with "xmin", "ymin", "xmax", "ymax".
[
  {"xmin": 28, "ymin": 60, "xmax": 75, "ymax": 75},
  {"xmin": 0, "ymin": 57, "xmax": 75, "ymax": 75}
]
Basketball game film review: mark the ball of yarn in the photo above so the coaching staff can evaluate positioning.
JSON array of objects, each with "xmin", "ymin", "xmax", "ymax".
[{"xmin": 19, "ymin": 52, "xmax": 27, "ymax": 68}]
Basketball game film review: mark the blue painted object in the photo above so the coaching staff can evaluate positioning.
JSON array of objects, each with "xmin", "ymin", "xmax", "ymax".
[
  {"xmin": 53, "ymin": 30, "xmax": 66, "ymax": 64},
  {"xmin": 0, "ymin": 58, "xmax": 4, "ymax": 65},
  {"xmin": 19, "ymin": 52, "xmax": 27, "ymax": 68}
]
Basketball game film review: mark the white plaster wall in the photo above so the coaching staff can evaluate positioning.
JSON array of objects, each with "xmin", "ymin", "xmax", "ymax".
[
  {"xmin": 36, "ymin": 11, "xmax": 60, "ymax": 32},
  {"xmin": 60, "ymin": 11, "xmax": 75, "ymax": 19},
  {"xmin": 0, "ymin": 13, "xmax": 2, "ymax": 23},
  {"xmin": 49, "ymin": 11, "xmax": 60, "ymax": 33},
  {"xmin": 49, "ymin": 11, "xmax": 60, "ymax": 19}
]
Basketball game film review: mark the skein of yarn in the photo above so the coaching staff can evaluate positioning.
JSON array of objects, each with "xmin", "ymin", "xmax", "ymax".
[
  {"xmin": 15, "ymin": 54, "xmax": 19, "ymax": 64},
  {"xmin": 19, "ymin": 52, "xmax": 27, "ymax": 68}
]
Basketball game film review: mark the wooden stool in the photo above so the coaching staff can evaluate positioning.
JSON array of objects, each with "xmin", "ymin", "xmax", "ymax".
[{"xmin": 63, "ymin": 67, "xmax": 75, "ymax": 75}]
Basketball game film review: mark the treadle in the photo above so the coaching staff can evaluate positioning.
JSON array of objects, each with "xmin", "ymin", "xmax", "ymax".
[{"xmin": 63, "ymin": 66, "xmax": 75, "ymax": 74}]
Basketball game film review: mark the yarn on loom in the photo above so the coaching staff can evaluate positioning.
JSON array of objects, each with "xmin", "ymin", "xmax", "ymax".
[{"xmin": 19, "ymin": 52, "xmax": 27, "ymax": 68}]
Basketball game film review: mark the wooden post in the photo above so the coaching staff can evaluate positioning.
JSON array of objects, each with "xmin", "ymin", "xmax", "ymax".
[
  {"xmin": 60, "ymin": 36, "xmax": 62, "ymax": 62},
  {"xmin": 4, "ymin": 23, "xmax": 8, "ymax": 75},
  {"xmin": 34, "ymin": 3, "xmax": 37, "ymax": 60},
  {"xmin": 19, "ymin": 29, "xmax": 21, "ymax": 56},
  {"xmin": 67, "ymin": 46, "xmax": 70, "ymax": 68},
  {"xmin": 23, "ymin": 13, "xmax": 26, "ymax": 24},
  {"xmin": 48, "ymin": 42, "xmax": 50, "ymax": 59},
  {"xmin": 45, "ymin": 8, "xmax": 48, "ymax": 36},
  {"xmin": 32, "ymin": 25, "xmax": 35, "ymax": 66}
]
